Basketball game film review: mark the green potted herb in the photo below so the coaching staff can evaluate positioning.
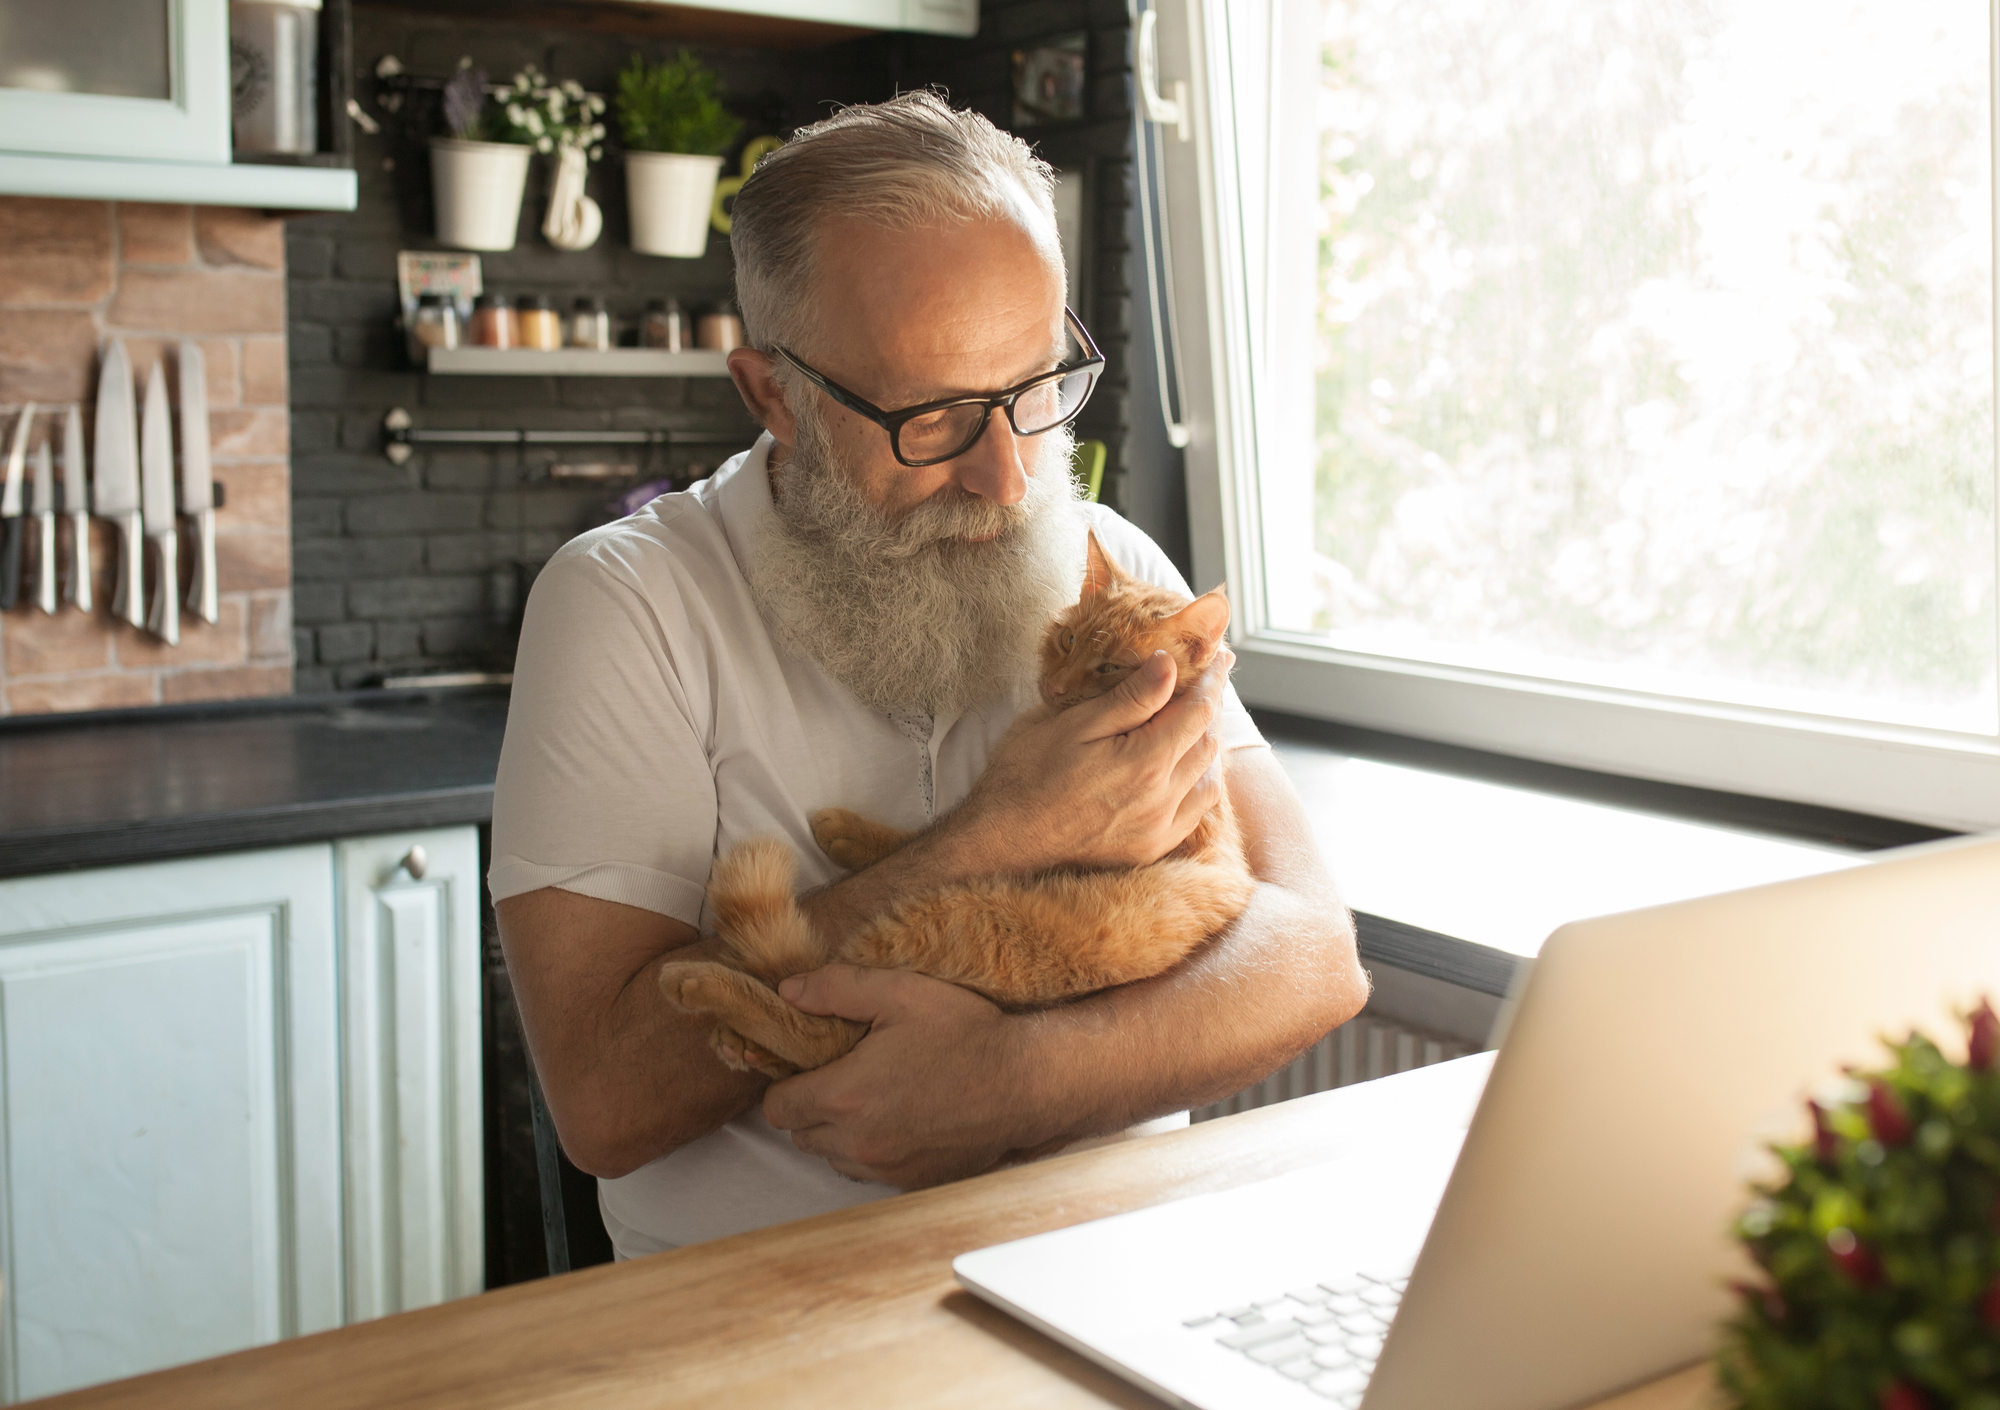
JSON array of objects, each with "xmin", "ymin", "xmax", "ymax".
[{"xmin": 615, "ymin": 50, "xmax": 743, "ymax": 258}]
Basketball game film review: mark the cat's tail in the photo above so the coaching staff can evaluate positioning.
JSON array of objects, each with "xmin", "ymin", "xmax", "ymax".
[{"xmin": 707, "ymin": 838, "xmax": 824, "ymax": 985}]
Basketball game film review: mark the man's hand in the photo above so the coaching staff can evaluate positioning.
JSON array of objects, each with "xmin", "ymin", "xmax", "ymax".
[
  {"xmin": 778, "ymin": 747, "xmax": 1367, "ymax": 1190},
  {"xmin": 953, "ymin": 645, "xmax": 1236, "ymax": 875},
  {"xmin": 761, "ymin": 965, "xmax": 1036, "ymax": 1188},
  {"xmin": 798, "ymin": 645, "xmax": 1235, "ymax": 947}
]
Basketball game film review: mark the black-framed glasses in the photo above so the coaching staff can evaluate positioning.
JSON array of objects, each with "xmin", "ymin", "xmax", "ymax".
[{"xmin": 774, "ymin": 307, "xmax": 1104, "ymax": 468}]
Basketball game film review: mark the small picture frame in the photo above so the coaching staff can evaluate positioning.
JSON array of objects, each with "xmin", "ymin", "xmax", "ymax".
[{"xmin": 1012, "ymin": 32, "xmax": 1087, "ymax": 128}]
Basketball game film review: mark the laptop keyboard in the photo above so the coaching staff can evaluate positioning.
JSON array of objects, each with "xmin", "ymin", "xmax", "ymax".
[{"xmin": 1181, "ymin": 1266, "xmax": 1411, "ymax": 1406}]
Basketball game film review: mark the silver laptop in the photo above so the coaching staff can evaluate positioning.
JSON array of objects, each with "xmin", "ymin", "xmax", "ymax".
[{"xmin": 956, "ymin": 831, "xmax": 2000, "ymax": 1410}]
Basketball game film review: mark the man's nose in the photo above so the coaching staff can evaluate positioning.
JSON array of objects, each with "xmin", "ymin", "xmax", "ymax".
[{"xmin": 949, "ymin": 408, "xmax": 1029, "ymax": 506}]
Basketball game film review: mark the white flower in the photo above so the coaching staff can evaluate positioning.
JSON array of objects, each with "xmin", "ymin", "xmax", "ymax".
[
  {"xmin": 590, "ymin": 146, "xmax": 602, "ymax": 160},
  {"xmin": 504, "ymin": 104, "xmax": 524, "ymax": 127},
  {"xmin": 525, "ymin": 111, "xmax": 544, "ymax": 135},
  {"xmin": 536, "ymin": 136, "xmax": 553, "ymax": 153},
  {"xmin": 514, "ymin": 70, "xmax": 531, "ymax": 89},
  {"xmin": 548, "ymin": 90, "xmax": 566, "ymax": 113},
  {"xmin": 561, "ymin": 79, "xmax": 583, "ymax": 99}
]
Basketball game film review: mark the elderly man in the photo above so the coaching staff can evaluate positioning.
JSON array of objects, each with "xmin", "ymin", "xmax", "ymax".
[{"xmin": 491, "ymin": 92, "xmax": 1366, "ymax": 1260}]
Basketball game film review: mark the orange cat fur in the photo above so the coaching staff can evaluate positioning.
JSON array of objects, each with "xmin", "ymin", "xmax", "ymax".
[{"xmin": 656, "ymin": 531, "xmax": 1255, "ymax": 1078}]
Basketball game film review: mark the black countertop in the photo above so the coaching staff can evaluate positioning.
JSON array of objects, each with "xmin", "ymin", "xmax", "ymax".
[
  {"xmin": 0, "ymin": 687, "xmax": 510, "ymax": 879},
  {"xmin": 0, "ymin": 685, "xmax": 1527, "ymax": 995}
]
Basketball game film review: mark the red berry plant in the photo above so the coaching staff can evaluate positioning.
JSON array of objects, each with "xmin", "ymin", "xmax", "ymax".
[{"xmin": 1718, "ymin": 999, "xmax": 2000, "ymax": 1410}]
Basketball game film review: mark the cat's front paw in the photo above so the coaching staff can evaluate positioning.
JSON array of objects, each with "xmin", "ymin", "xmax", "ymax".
[
  {"xmin": 810, "ymin": 808, "xmax": 870, "ymax": 870},
  {"xmin": 658, "ymin": 960, "xmax": 731, "ymax": 1013}
]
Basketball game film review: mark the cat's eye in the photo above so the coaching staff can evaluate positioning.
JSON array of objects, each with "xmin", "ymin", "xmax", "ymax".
[
  {"xmin": 1096, "ymin": 662, "xmax": 1122, "ymax": 675},
  {"xmin": 1059, "ymin": 629, "xmax": 1075, "ymax": 652}
]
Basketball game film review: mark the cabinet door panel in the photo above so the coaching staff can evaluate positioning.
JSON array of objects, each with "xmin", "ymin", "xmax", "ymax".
[
  {"xmin": 0, "ymin": 0, "xmax": 229, "ymax": 163},
  {"xmin": 0, "ymin": 846, "xmax": 340, "ymax": 1404},
  {"xmin": 337, "ymin": 828, "xmax": 484, "ymax": 1320}
]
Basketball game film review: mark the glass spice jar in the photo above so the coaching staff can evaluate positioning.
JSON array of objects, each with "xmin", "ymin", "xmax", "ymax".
[
  {"xmin": 695, "ymin": 301, "xmax": 742, "ymax": 353},
  {"xmin": 568, "ymin": 296, "xmax": 611, "ymax": 351},
  {"xmin": 408, "ymin": 292, "xmax": 459, "ymax": 362},
  {"xmin": 640, "ymin": 298, "xmax": 685, "ymax": 352},
  {"xmin": 516, "ymin": 294, "xmax": 562, "ymax": 351},
  {"xmin": 469, "ymin": 292, "xmax": 516, "ymax": 349}
]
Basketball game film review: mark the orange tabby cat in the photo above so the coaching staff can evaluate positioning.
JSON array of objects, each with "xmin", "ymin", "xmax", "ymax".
[{"xmin": 656, "ymin": 531, "xmax": 1254, "ymax": 1078}]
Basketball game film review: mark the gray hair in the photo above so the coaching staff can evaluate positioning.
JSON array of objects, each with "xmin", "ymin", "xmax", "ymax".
[{"xmin": 730, "ymin": 90, "xmax": 1063, "ymax": 359}]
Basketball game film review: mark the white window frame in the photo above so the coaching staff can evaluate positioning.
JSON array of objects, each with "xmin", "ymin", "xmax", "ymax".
[{"xmin": 1142, "ymin": 0, "xmax": 2000, "ymax": 834}]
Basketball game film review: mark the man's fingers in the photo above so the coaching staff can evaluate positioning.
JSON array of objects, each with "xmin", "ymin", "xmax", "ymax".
[
  {"xmin": 1071, "ymin": 651, "xmax": 1177, "ymax": 740},
  {"xmin": 1169, "ymin": 727, "xmax": 1222, "ymax": 795},
  {"xmin": 778, "ymin": 963, "xmax": 899, "ymax": 1021},
  {"xmin": 1171, "ymin": 755, "xmax": 1227, "ymax": 837}
]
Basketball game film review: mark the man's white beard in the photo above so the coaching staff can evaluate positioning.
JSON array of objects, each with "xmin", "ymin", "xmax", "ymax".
[{"xmin": 749, "ymin": 396, "xmax": 1084, "ymax": 718}]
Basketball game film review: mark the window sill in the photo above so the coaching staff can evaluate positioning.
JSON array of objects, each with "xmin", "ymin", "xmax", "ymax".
[{"xmin": 1256, "ymin": 710, "xmax": 1941, "ymax": 986}]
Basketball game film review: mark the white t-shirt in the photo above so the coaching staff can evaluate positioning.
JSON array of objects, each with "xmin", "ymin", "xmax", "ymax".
[{"xmin": 490, "ymin": 434, "xmax": 1265, "ymax": 1256}]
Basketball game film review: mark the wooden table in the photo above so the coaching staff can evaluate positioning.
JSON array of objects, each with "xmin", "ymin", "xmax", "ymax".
[{"xmin": 40, "ymin": 1057, "xmax": 1718, "ymax": 1410}]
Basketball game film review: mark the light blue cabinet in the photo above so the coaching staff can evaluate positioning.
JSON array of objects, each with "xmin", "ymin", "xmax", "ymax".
[
  {"xmin": 0, "ymin": 0, "xmax": 231, "ymax": 165},
  {"xmin": 0, "ymin": 826, "xmax": 484, "ymax": 1403}
]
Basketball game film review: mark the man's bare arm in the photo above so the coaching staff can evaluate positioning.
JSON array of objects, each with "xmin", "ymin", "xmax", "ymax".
[
  {"xmin": 496, "ymin": 892, "xmax": 766, "ymax": 1177},
  {"xmin": 495, "ymin": 649, "xmax": 1229, "ymax": 1180},
  {"xmin": 763, "ymin": 745, "xmax": 1367, "ymax": 1188}
]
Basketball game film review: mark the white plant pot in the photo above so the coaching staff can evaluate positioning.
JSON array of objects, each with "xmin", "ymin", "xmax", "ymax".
[
  {"xmin": 430, "ymin": 138, "xmax": 532, "ymax": 252},
  {"xmin": 625, "ymin": 151, "xmax": 724, "ymax": 258}
]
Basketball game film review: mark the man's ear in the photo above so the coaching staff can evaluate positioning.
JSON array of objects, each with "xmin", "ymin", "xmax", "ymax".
[
  {"xmin": 1082, "ymin": 529, "xmax": 1126, "ymax": 597},
  {"xmin": 728, "ymin": 347, "xmax": 796, "ymax": 447}
]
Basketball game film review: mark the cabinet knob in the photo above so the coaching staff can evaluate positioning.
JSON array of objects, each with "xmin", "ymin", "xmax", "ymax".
[{"xmin": 399, "ymin": 845, "xmax": 428, "ymax": 881}]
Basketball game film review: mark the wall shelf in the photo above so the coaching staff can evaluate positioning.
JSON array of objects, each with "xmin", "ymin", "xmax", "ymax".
[
  {"xmin": 425, "ymin": 348, "xmax": 732, "ymax": 377},
  {"xmin": 0, "ymin": 152, "xmax": 357, "ymax": 211}
]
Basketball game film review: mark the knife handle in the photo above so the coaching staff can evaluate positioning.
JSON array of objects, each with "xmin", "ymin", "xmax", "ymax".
[
  {"xmin": 186, "ymin": 508, "xmax": 219, "ymax": 624},
  {"xmin": 147, "ymin": 532, "xmax": 180, "ymax": 645},
  {"xmin": 35, "ymin": 513, "xmax": 56, "ymax": 614},
  {"xmin": 67, "ymin": 511, "xmax": 93, "ymax": 612},
  {"xmin": 0, "ymin": 517, "xmax": 20, "ymax": 612},
  {"xmin": 113, "ymin": 512, "xmax": 144, "ymax": 628}
]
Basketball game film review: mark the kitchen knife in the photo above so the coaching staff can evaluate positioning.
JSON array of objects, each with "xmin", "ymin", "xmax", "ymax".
[
  {"xmin": 178, "ymin": 342, "xmax": 218, "ymax": 624},
  {"xmin": 95, "ymin": 340, "xmax": 144, "ymax": 629},
  {"xmin": 32, "ymin": 438, "xmax": 56, "ymax": 614},
  {"xmin": 62, "ymin": 403, "xmax": 91, "ymax": 611},
  {"xmin": 141, "ymin": 360, "xmax": 179, "ymax": 645},
  {"xmin": 0, "ymin": 402, "xmax": 32, "ymax": 612}
]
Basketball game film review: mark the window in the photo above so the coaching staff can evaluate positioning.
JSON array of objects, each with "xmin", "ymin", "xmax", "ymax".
[{"xmin": 1140, "ymin": 0, "xmax": 2000, "ymax": 830}]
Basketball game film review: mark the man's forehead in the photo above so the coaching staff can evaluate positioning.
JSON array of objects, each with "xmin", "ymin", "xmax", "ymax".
[{"xmin": 809, "ymin": 213, "xmax": 1066, "ymax": 400}]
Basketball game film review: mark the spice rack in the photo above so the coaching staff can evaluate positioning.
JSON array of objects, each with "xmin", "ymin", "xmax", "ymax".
[{"xmin": 424, "ymin": 348, "xmax": 731, "ymax": 377}]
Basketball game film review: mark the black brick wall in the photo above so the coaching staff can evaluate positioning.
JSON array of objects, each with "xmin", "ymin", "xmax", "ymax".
[{"xmin": 287, "ymin": 0, "xmax": 1143, "ymax": 690}]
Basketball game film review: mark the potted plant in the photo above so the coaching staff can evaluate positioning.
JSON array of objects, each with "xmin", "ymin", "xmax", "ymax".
[
  {"xmin": 1718, "ymin": 1000, "xmax": 2000, "ymax": 1410},
  {"xmin": 428, "ymin": 62, "xmax": 531, "ymax": 252},
  {"xmin": 615, "ymin": 51, "xmax": 743, "ymax": 258}
]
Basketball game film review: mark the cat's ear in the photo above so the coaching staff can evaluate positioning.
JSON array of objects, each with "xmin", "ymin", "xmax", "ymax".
[
  {"xmin": 1082, "ymin": 529, "xmax": 1127, "ymax": 598},
  {"xmin": 1170, "ymin": 587, "xmax": 1231, "ymax": 665}
]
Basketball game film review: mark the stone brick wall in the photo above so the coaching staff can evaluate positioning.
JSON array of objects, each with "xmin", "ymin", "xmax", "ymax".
[
  {"xmin": 286, "ymin": 1, "xmax": 1146, "ymax": 691},
  {"xmin": 0, "ymin": 198, "xmax": 293, "ymax": 715},
  {"xmin": 284, "ymin": 10, "xmax": 886, "ymax": 691}
]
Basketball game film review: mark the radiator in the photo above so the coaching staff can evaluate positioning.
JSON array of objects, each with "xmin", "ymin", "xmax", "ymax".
[{"xmin": 1191, "ymin": 1012, "xmax": 1481, "ymax": 1123}]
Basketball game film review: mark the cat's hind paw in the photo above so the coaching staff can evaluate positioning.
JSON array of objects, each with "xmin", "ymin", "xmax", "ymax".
[{"xmin": 712, "ymin": 1025, "xmax": 798, "ymax": 1080}]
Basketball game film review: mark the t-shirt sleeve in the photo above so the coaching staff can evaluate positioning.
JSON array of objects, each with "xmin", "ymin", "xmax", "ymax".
[
  {"xmin": 488, "ymin": 535, "xmax": 716, "ymax": 924},
  {"xmin": 1083, "ymin": 505, "xmax": 1267, "ymax": 753}
]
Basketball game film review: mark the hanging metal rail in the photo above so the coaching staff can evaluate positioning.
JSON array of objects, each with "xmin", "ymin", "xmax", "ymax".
[{"xmin": 380, "ymin": 407, "xmax": 747, "ymax": 468}]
